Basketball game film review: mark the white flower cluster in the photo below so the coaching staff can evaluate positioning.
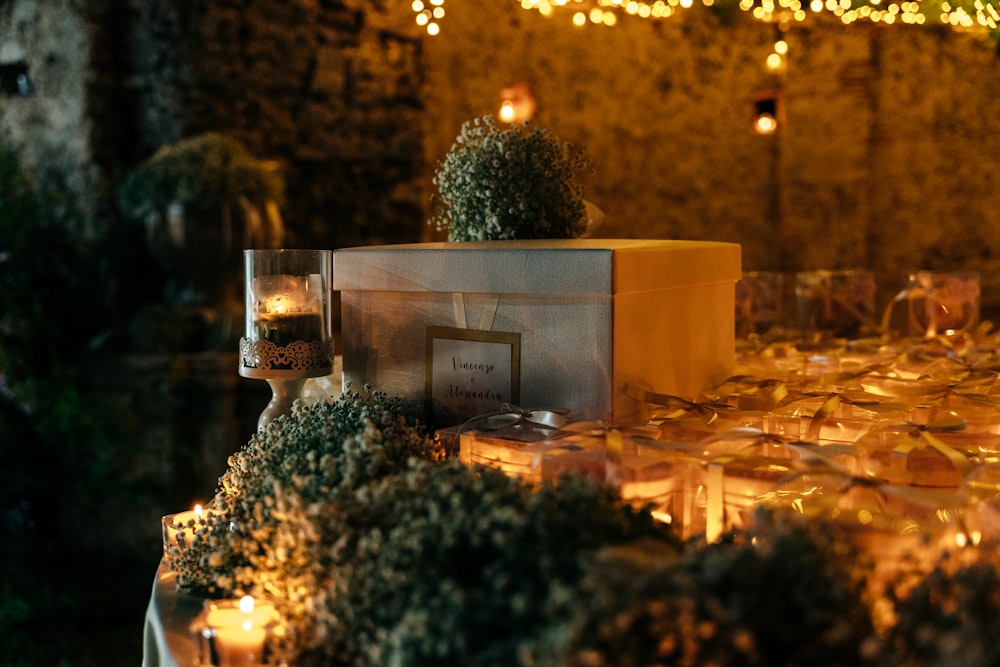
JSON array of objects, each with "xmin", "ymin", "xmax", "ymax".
[
  {"xmin": 166, "ymin": 383, "xmax": 1000, "ymax": 666},
  {"xmin": 170, "ymin": 387, "xmax": 445, "ymax": 652},
  {"xmin": 169, "ymin": 386, "xmax": 671, "ymax": 665},
  {"xmin": 430, "ymin": 115, "xmax": 592, "ymax": 241}
]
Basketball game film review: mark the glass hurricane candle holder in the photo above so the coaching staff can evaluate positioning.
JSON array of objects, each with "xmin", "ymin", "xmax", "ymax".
[
  {"xmin": 190, "ymin": 595, "xmax": 284, "ymax": 667},
  {"xmin": 239, "ymin": 249, "xmax": 334, "ymax": 430},
  {"xmin": 162, "ymin": 503, "xmax": 213, "ymax": 568}
]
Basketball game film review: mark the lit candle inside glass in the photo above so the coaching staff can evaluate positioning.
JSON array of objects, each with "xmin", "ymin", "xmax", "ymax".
[
  {"xmin": 162, "ymin": 503, "xmax": 212, "ymax": 562},
  {"xmin": 199, "ymin": 596, "xmax": 278, "ymax": 667},
  {"xmin": 251, "ymin": 274, "xmax": 325, "ymax": 347}
]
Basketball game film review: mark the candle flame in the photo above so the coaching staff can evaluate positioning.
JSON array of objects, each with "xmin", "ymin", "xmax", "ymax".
[
  {"xmin": 239, "ymin": 595, "xmax": 255, "ymax": 614},
  {"xmin": 194, "ymin": 504, "xmax": 204, "ymax": 520}
]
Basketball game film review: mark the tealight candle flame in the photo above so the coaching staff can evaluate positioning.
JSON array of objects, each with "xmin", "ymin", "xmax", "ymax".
[
  {"xmin": 194, "ymin": 504, "xmax": 204, "ymax": 520},
  {"xmin": 239, "ymin": 595, "xmax": 255, "ymax": 614}
]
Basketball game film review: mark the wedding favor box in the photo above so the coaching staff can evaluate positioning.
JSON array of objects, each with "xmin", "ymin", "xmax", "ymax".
[{"xmin": 334, "ymin": 239, "xmax": 741, "ymax": 427}]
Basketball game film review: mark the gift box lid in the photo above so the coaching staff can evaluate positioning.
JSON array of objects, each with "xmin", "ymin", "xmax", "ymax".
[{"xmin": 333, "ymin": 239, "xmax": 741, "ymax": 296}]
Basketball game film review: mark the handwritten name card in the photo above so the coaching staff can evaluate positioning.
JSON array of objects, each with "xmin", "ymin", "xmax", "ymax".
[{"xmin": 425, "ymin": 326, "xmax": 521, "ymax": 427}]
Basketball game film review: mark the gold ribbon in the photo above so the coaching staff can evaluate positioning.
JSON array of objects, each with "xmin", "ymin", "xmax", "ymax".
[
  {"xmin": 626, "ymin": 384, "xmax": 746, "ymax": 425},
  {"xmin": 885, "ymin": 418, "xmax": 974, "ymax": 478},
  {"xmin": 476, "ymin": 402, "xmax": 572, "ymax": 433}
]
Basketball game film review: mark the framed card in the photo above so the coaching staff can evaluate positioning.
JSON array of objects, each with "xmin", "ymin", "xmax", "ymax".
[{"xmin": 425, "ymin": 326, "xmax": 521, "ymax": 427}]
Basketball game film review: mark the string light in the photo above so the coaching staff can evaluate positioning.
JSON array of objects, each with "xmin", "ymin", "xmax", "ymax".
[
  {"xmin": 412, "ymin": 0, "xmax": 997, "ymax": 36},
  {"xmin": 518, "ymin": 0, "xmax": 999, "ymax": 32},
  {"xmin": 412, "ymin": 0, "xmax": 445, "ymax": 35}
]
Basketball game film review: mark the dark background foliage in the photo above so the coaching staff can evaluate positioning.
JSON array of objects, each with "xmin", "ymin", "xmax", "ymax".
[{"xmin": 0, "ymin": 132, "xmax": 182, "ymax": 666}]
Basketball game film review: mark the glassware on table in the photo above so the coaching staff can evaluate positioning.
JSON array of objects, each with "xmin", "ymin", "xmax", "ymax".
[
  {"xmin": 735, "ymin": 271, "xmax": 786, "ymax": 339},
  {"xmin": 795, "ymin": 269, "xmax": 877, "ymax": 339},
  {"xmin": 906, "ymin": 270, "xmax": 980, "ymax": 338},
  {"xmin": 190, "ymin": 595, "xmax": 283, "ymax": 666},
  {"xmin": 239, "ymin": 249, "xmax": 334, "ymax": 430}
]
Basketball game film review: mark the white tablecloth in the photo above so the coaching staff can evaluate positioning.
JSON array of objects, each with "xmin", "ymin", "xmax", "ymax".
[{"xmin": 142, "ymin": 562, "xmax": 204, "ymax": 667}]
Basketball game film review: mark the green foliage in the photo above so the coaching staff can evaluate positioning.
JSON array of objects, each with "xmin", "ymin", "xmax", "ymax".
[
  {"xmin": 882, "ymin": 543, "xmax": 1000, "ymax": 667},
  {"xmin": 326, "ymin": 462, "xmax": 673, "ymax": 667},
  {"xmin": 0, "ymin": 134, "xmax": 109, "ymax": 382},
  {"xmin": 171, "ymin": 387, "xmax": 676, "ymax": 666},
  {"xmin": 429, "ymin": 115, "xmax": 592, "ymax": 241},
  {"xmin": 117, "ymin": 132, "xmax": 285, "ymax": 222},
  {"xmin": 0, "ymin": 124, "xmax": 162, "ymax": 667},
  {"xmin": 169, "ymin": 387, "xmax": 445, "ymax": 599},
  {"xmin": 534, "ymin": 509, "xmax": 878, "ymax": 667}
]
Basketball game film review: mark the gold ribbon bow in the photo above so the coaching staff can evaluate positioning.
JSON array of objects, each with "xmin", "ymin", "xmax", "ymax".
[
  {"xmin": 477, "ymin": 403, "xmax": 572, "ymax": 434},
  {"xmin": 626, "ymin": 385, "xmax": 740, "ymax": 425},
  {"xmin": 888, "ymin": 418, "xmax": 974, "ymax": 478}
]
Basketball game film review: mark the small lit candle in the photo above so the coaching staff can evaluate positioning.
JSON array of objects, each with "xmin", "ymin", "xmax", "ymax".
[
  {"xmin": 251, "ymin": 275, "xmax": 325, "ymax": 347},
  {"xmin": 200, "ymin": 596, "xmax": 278, "ymax": 667},
  {"xmin": 162, "ymin": 503, "xmax": 212, "ymax": 563}
]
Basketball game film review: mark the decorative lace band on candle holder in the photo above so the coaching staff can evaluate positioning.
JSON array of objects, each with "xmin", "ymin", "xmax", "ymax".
[{"xmin": 239, "ymin": 337, "xmax": 335, "ymax": 379}]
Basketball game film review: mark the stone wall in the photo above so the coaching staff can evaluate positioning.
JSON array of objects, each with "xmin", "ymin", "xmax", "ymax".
[
  {"xmin": 422, "ymin": 5, "xmax": 1000, "ymax": 313},
  {"xmin": 119, "ymin": 0, "xmax": 428, "ymax": 251},
  {"xmin": 1, "ymin": 0, "xmax": 427, "ymax": 249},
  {"xmin": 3, "ymin": 0, "xmax": 1000, "ymax": 312},
  {"xmin": 0, "ymin": 0, "xmax": 98, "ymax": 231}
]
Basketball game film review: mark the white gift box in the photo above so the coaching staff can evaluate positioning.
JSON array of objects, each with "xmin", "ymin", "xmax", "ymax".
[{"xmin": 334, "ymin": 239, "xmax": 741, "ymax": 427}]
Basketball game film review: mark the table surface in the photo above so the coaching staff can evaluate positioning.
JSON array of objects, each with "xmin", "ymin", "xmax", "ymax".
[{"xmin": 142, "ymin": 562, "xmax": 203, "ymax": 667}]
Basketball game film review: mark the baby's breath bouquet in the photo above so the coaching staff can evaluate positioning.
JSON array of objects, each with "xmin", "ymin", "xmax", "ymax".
[
  {"xmin": 430, "ymin": 115, "xmax": 593, "ymax": 241},
  {"xmin": 168, "ymin": 387, "xmax": 445, "ymax": 650},
  {"xmin": 533, "ymin": 509, "xmax": 879, "ymax": 667},
  {"xmin": 168, "ymin": 384, "xmax": 676, "ymax": 664}
]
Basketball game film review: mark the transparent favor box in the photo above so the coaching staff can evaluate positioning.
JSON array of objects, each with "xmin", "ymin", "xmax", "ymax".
[
  {"xmin": 753, "ymin": 469, "xmax": 966, "ymax": 601},
  {"xmin": 854, "ymin": 422, "xmax": 983, "ymax": 489}
]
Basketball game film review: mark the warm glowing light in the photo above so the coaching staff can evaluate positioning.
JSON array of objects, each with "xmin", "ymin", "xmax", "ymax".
[
  {"xmin": 515, "ymin": 0, "xmax": 1000, "ymax": 33},
  {"xmin": 650, "ymin": 509, "xmax": 673, "ymax": 523},
  {"xmin": 413, "ymin": 0, "xmax": 444, "ymax": 34},
  {"xmin": 498, "ymin": 82, "xmax": 537, "ymax": 123},
  {"xmin": 194, "ymin": 503, "xmax": 204, "ymax": 519},
  {"xmin": 499, "ymin": 100, "xmax": 516, "ymax": 122},
  {"xmin": 239, "ymin": 596, "xmax": 255, "ymax": 614},
  {"xmin": 774, "ymin": 39, "xmax": 788, "ymax": 53},
  {"xmin": 857, "ymin": 509, "xmax": 874, "ymax": 524},
  {"xmin": 766, "ymin": 52, "xmax": 783, "ymax": 68},
  {"xmin": 754, "ymin": 112, "xmax": 778, "ymax": 134}
]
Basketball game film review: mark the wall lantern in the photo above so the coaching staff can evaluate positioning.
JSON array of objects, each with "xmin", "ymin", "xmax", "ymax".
[
  {"xmin": 751, "ymin": 92, "xmax": 781, "ymax": 135},
  {"xmin": 498, "ymin": 83, "xmax": 537, "ymax": 123},
  {"xmin": 0, "ymin": 59, "xmax": 34, "ymax": 97}
]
